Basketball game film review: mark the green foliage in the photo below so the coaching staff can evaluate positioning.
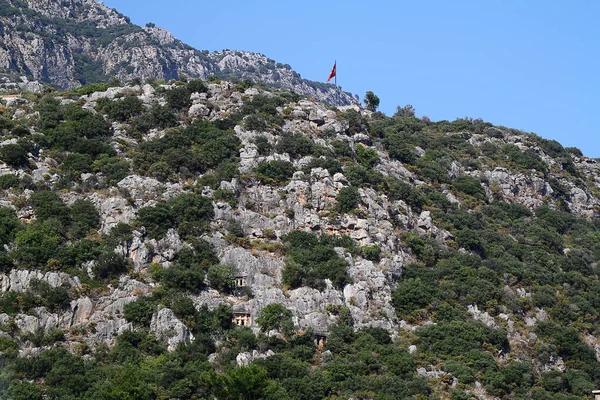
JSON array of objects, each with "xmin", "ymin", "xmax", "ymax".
[
  {"xmin": 392, "ymin": 277, "xmax": 437, "ymax": 316},
  {"xmin": 161, "ymin": 263, "xmax": 206, "ymax": 293},
  {"xmin": 123, "ymin": 297, "xmax": 156, "ymax": 327},
  {"xmin": 383, "ymin": 133, "xmax": 418, "ymax": 164},
  {"xmin": 93, "ymin": 251, "xmax": 130, "ymax": 280},
  {"xmin": 0, "ymin": 142, "xmax": 29, "ymax": 167},
  {"xmin": 133, "ymin": 103, "xmax": 178, "ymax": 133},
  {"xmin": 187, "ymin": 79, "xmax": 209, "ymax": 94},
  {"xmin": 0, "ymin": 206, "xmax": 22, "ymax": 247},
  {"xmin": 416, "ymin": 320, "xmax": 508, "ymax": 357},
  {"xmin": 256, "ymin": 303, "xmax": 295, "ymax": 335},
  {"xmin": 453, "ymin": 175, "xmax": 486, "ymax": 201},
  {"xmin": 344, "ymin": 165, "xmax": 385, "ymax": 189},
  {"xmin": 29, "ymin": 191, "xmax": 70, "ymax": 224},
  {"xmin": 97, "ymin": 95, "xmax": 143, "ymax": 121},
  {"xmin": 358, "ymin": 246, "xmax": 381, "ymax": 265},
  {"xmin": 364, "ymin": 91, "xmax": 380, "ymax": 112},
  {"xmin": 255, "ymin": 160, "xmax": 295, "ymax": 184},
  {"xmin": 0, "ymin": 174, "xmax": 21, "ymax": 190},
  {"xmin": 302, "ymin": 156, "xmax": 342, "ymax": 176},
  {"xmin": 336, "ymin": 186, "xmax": 360, "ymax": 213},
  {"xmin": 253, "ymin": 135, "xmax": 271, "ymax": 156},
  {"xmin": 275, "ymin": 133, "xmax": 313, "ymax": 158},
  {"xmin": 12, "ymin": 219, "xmax": 62, "ymax": 267},
  {"xmin": 158, "ymin": 241, "xmax": 218, "ymax": 293},
  {"xmin": 62, "ymin": 153, "xmax": 93, "ymax": 176},
  {"xmin": 356, "ymin": 145, "xmax": 379, "ymax": 168},
  {"xmin": 133, "ymin": 121, "xmax": 240, "ymax": 180},
  {"xmin": 502, "ymin": 144, "xmax": 548, "ymax": 172},
  {"xmin": 93, "ymin": 156, "xmax": 130, "ymax": 183},
  {"xmin": 166, "ymin": 86, "xmax": 192, "ymax": 111},
  {"xmin": 207, "ymin": 264, "xmax": 236, "ymax": 293},
  {"xmin": 72, "ymin": 82, "xmax": 109, "ymax": 96},
  {"xmin": 281, "ymin": 231, "xmax": 350, "ymax": 289},
  {"xmin": 137, "ymin": 193, "xmax": 213, "ymax": 239},
  {"xmin": 69, "ymin": 199, "xmax": 100, "ymax": 239}
]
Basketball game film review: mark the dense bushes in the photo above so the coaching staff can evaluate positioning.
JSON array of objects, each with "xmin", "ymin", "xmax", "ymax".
[
  {"xmin": 0, "ymin": 142, "xmax": 30, "ymax": 167},
  {"xmin": 256, "ymin": 303, "xmax": 295, "ymax": 336},
  {"xmin": 275, "ymin": 133, "xmax": 313, "ymax": 158},
  {"xmin": 281, "ymin": 231, "xmax": 350, "ymax": 290},
  {"xmin": 336, "ymin": 186, "xmax": 360, "ymax": 213},
  {"xmin": 97, "ymin": 96, "xmax": 143, "ymax": 122},
  {"xmin": 137, "ymin": 193, "xmax": 213, "ymax": 239},
  {"xmin": 133, "ymin": 120, "xmax": 240, "ymax": 181},
  {"xmin": 152, "ymin": 239, "xmax": 219, "ymax": 293},
  {"xmin": 254, "ymin": 160, "xmax": 295, "ymax": 184}
]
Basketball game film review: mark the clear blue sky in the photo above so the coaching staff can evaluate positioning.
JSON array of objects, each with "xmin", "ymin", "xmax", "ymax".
[{"xmin": 102, "ymin": 0, "xmax": 600, "ymax": 157}]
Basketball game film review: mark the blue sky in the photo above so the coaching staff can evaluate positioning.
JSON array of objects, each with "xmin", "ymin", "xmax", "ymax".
[{"xmin": 102, "ymin": 0, "xmax": 600, "ymax": 157}]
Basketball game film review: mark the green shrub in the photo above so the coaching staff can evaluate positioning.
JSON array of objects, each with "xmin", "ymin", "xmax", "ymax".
[
  {"xmin": 253, "ymin": 135, "xmax": 271, "ymax": 156},
  {"xmin": 69, "ymin": 199, "xmax": 100, "ymax": 239},
  {"xmin": 187, "ymin": 79, "xmax": 209, "ymax": 94},
  {"xmin": 161, "ymin": 263, "xmax": 206, "ymax": 293},
  {"xmin": 392, "ymin": 277, "xmax": 437, "ymax": 315},
  {"xmin": 166, "ymin": 86, "xmax": 192, "ymax": 111},
  {"xmin": 0, "ymin": 143, "xmax": 29, "ymax": 168},
  {"xmin": 0, "ymin": 206, "xmax": 22, "ymax": 246},
  {"xmin": 302, "ymin": 157, "xmax": 342, "ymax": 176},
  {"xmin": 356, "ymin": 145, "xmax": 379, "ymax": 168},
  {"xmin": 255, "ymin": 160, "xmax": 295, "ymax": 184},
  {"xmin": 281, "ymin": 231, "xmax": 350, "ymax": 290},
  {"xmin": 62, "ymin": 153, "xmax": 93, "ymax": 175},
  {"xmin": 93, "ymin": 157, "xmax": 130, "ymax": 183},
  {"xmin": 79, "ymin": 113, "xmax": 112, "ymax": 138},
  {"xmin": 275, "ymin": 133, "xmax": 313, "ymax": 158},
  {"xmin": 12, "ymin": 220, "xmax": 62, "ymax": 267},
  {"xmin": 344, "ymin": 165, "xmax": 385, "ymax": 189},
  {"xmin": 361, "ymin": 245, "xmax": 381, "ymax": 262},
  {"xmin": 72, "ymin": 82, "xmax": 109, "ymax": 96},
  {"xmin": 336, "ymin": 186, "xmax": 360, "ymax": 213},
  {"xmin": 30, "ymin": 279, "xmax": 70, "ymax": 312},
  {"xmin": 0, "ymin": 174, "xmax": 20, "ymax": 190},
  {"xmin": 93, "ymin": 251, "xmax": 129, "ymax": 280},
  {"xmin": 98, "ymin": 96, "xmax": 143, "ymax": 122},
  {"xmin": 417, "ymin": 320, "xmax": 508, "ymax": 357},
  {"xmin": 207, "ymin": 264, "xmax": 236, "ymax": 293},
  {"xmin": 453, "ymin": 175, "xmax": 486, "ymax": 200},
  {"xmin": 244, "ymin": 114, "xmax": 267, "ymax": 131},
  {"xmin": 29, "ymin": 191, "xmax": 71, "ymax": 225},
  {"xmin": 256, "ymin": 303, "xmax": 295, "ymax": 336},
  {"xmin": 123, "ymin": 297, "xmax": 156, "ymax": 327},
  {"xmin": 383, "ymin": 133, "xmax": 417, "ymax": 164},
  {"xmin": 137, "ymin": 203, "xmax": 173, "ymax": 239}
]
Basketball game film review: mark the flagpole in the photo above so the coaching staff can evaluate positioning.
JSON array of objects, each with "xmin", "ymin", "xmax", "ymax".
[{"xmin": 334, "ymin": 60, "xmax": 337, "ymax": 88}]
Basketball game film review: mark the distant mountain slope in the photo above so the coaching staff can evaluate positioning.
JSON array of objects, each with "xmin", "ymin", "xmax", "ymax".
[{"xmin": 0, "ymin": 0, "xmax": 358, "ymax": 106}]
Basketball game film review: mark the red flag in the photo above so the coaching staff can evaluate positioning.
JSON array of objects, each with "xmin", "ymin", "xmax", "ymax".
[{"xmin": 327, "ymin": 62, "xmax": 336, "ymax": 82}]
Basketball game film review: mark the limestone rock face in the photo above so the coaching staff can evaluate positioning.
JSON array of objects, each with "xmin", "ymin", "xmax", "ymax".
[
  {"xmin": 0, "ymin": 270, "xmax": 80, "ymax": 293},
  {"xmin": 150, "ymin": 308, "xmax": 194, "ymax": 351}
]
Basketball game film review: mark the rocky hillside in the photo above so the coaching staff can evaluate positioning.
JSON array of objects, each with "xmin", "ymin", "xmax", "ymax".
[
  {"xmin": 0, "ymin": 0, "xmax": 358, "ymax": 106},
  {"xmin": 0, "ymin": 77, "xmax": 599, "ymax": 399}
]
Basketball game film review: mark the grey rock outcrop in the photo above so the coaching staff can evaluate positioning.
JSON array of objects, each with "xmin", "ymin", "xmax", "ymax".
[{"xmin": 150, "ymin": 308, "xmax": 194, "ymax": 351}]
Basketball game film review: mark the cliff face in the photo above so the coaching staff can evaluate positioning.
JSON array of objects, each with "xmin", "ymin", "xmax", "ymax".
[
  {"xmin": 0, "ymin": 0, "xmax": 359, "ymax": 106},
  {"xmin": 0, "ymin": 77, "xmax": 600, "ymax": 398}
]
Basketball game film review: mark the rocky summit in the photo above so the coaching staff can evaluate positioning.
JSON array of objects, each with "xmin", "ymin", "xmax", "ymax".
[
  {"xmin": 0, "ymin": 0, "xmax": 358, "ymax": 106},
  {"xmin": 0, "ymin": 3, "xmax": 599, "ymax": 400}
]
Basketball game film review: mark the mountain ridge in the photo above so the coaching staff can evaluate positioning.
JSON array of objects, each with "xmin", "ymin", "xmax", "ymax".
[{"xmin": 0, "ymin": 0, "xmax": 359, "ymax": 106}]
